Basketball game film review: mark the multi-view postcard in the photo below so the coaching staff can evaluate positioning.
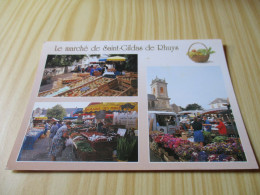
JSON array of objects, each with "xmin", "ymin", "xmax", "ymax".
[{"xmin": 7, "ymin": 40, "xmax": 258, "ymax": 170}]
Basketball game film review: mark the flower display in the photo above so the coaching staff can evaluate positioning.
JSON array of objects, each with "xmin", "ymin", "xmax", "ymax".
[{"xmin": 150, "ymin": 132, "xmax": 246, "ymax": 162}]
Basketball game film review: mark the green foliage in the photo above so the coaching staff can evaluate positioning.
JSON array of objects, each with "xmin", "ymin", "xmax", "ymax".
[
  {"xmin": 46, "ymin": 55, "xmax": 86, "ymax": 67},
  {"xmin": 184, "ymin": 103, "xmax": 203, "ymax": 110},
  {"xmin": 187, "ymin": 47, "xmax": 215, "ymax": 57},
  {"xmin": 213, "ymin": 136, "xmax": 228, "ymax": 143},
  {"xmin": 109, "ymin": 54, "xmax": 137, "ymax": 72},
  {"xmin": 46, "ymin": 104, "xmax": 67, "ymax": 121},
  {"xmin": 203, "ymin": 131, "xmax": 213, "ymax": 145},
  {"xmin": 76, "ymin": 141, "xmax": 94, "ymax": 152},
  {"xmin": 117, "ymin": 137, "xmax": 137, "ymax": 161}
]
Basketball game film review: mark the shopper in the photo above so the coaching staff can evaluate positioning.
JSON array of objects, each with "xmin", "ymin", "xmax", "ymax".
[
  {"xmin": 202, "ymin": 116, "xmax": 212, "ymax": 132},
  {"xmin": 48, "ymin": 122, "xmax": 59, "ymax": 147},
  {"xmin": 44, "ymin": 122, "xmax": 49, "ymax": 135},
  {"xmin": 191, "ymin": 117, "xmax": 204, "ymax": 146},
  {"xmin": 57, "ymin": 121, "xmax": 62, "ymax": 129},
  {"xmin": 49, "ymin": 122, "xmax": 59, "ymax": 138},
  {"xmin": 216, "ymin": 118, "xmax": 227, "ymax": 135},
  {"xmin": 50, "ymin": 121, "xmax": 72, "ymax": 161},
  {"xmin": 97, "ymin": 120, "xmax": 104, "ymax": 132}
]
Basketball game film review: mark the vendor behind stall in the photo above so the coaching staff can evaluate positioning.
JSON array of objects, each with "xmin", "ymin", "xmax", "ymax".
[
  {"xmin": 216, "ymin": 118, "xmax": 227, "ymax": 135},
  {"xmin": 97, "ymin": 120, "xmax": 104, "ymax": 133},
  {"xmin": 202, "ymin": 116, "xmax": 212, "ymax": 132}
]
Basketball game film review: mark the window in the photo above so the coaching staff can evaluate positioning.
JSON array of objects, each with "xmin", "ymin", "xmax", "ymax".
[{"xmin": 160, "ymin": 87, "xmax": 164, "ymax": 93}]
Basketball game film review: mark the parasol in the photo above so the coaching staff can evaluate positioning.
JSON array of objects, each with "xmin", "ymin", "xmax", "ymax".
[
  {"xmin": 84, "ymin": 102, "xmax": 137, "ymax": 113},
  {"xmin": 106, "ymin": 56, "xmax": 126, "ymax": 62}
]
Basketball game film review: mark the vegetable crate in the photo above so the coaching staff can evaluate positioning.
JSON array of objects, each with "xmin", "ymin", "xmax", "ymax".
[{"xmin": 76, "ymin": 149, "xmax": 98, "ymax": 161}]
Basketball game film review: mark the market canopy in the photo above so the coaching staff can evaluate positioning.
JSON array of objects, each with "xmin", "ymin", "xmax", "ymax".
[
  {"xmin": 34, "ymin": 117, "xmax": 48, "ymax": 120},
  {"xmin": 99, "ymin": 58, "xmax": 107, "ymax": 62},
  {"xmin": 84, "ymin": 102, "xmax": 137, "ymax": 113},
  {"xmin": 202, "ymin": 107, "xmax": 228, "ymax": 115},
  {"xmin": 106, "ymin": 56, "xmax": 126, "ymax": 62},
  {"xmin": 73, "ymin": 108, "xmax": 83, "ymax": 115},
  {"xmin": 63, "ymin": 116, "xmax": 78, "ymax": 120}
]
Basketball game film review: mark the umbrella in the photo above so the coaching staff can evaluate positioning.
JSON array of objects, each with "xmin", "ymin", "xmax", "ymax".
[
  {"xmin": 106, "ymin": 56, "xmax": 126, "ymax": 62},
  {"xmin": 84, "ymin": 102, "xmax": 137, "ymax": 113}
]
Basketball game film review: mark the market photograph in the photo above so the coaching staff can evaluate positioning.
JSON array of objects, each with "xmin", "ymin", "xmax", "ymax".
[
  {"xmin": 147, "ymin": 66, "xmax": 246, "ymax": 162},
  {"xmin": 18, "ymin": 102, "xmax": 138, "ymax": 162},
  {"xmin": 38, "ymin": 54, "xmax": 138, "ymax": 97}
]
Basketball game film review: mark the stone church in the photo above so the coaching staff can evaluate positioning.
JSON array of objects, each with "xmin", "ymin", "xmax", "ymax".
[{"xmin": 148, "ymin": 76, "xmax": 173, "ymax": 111}]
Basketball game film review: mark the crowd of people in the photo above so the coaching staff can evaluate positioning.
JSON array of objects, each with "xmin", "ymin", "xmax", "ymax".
[
  {"xmin": 43, "ymin": 121, "xmax": 72, "ymax": 161},
  {"xmin": 188, "ymin": 116, "xmax": 227, "ymax": 146},
  {"xmin": 73, "ymin": 62, "xmax": 124, "ymax": 76}
]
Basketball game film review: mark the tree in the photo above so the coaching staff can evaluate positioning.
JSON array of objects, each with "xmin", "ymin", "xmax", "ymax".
[
  {"xmin": 109, "ymin": 54, "xmax": 137, "ymax": 72},
  {"xmin": 184, "ymin": 103, "xmax": 203, "ymax": 110},
  {"xmin": 46, "ymin": 55, "xmax": 86, "ymax": 73},
  {"xmin": 46, "ymin": 104, "xmax": 67, "ymax": 121}
]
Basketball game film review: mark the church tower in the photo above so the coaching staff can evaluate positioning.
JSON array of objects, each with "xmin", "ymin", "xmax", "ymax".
[{"xmin": 150, "ymin": 77, "xmax": 171, "ymax": 111}]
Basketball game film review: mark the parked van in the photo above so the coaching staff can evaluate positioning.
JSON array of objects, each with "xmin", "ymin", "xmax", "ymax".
[{"xmin": 148, "ymin": 111, "xmax": 180, "ymax": 134}]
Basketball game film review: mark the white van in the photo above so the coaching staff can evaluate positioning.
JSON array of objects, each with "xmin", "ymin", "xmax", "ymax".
[{"xmin": 148, "ymin": 111, "xmax": 180, "ymax": 134}]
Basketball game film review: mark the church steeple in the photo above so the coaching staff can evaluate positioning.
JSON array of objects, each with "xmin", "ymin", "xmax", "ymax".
[{"xmin": 150, "ymin": 77, "xmax": 171, "ymax": 111}]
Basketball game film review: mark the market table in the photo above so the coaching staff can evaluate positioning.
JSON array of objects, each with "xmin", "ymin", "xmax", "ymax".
[
  {"xmin": 0, "ymin": 0, "xmax": 260, "ymax": 195},
  {"xmin": 21, "ymin": 130, "xmax": 44, "ymax": 150}
]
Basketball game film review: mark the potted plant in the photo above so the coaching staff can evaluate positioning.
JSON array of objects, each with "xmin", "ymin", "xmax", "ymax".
[{"xmin": 116, "ymin": 137, "xmax": 136, "ymax": 161}]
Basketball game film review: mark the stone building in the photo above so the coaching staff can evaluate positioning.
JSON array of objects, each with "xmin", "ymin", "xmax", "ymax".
[{"xmin": 148, "ymin": 77, "xmax": 173, "ymax": 111}]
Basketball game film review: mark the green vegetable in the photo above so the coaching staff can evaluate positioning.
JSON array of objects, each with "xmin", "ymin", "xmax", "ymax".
[
  {"xmin": 187, "ymin": 47, "xmax": 215, "ymax": 57},
  {"xmin": 76, "ymin": 141, "xmax": 94, "ymax": 152},
  {"xmin": 117, "ymin": 137, "xmax": 137, "ymax": 161},
  {"xmin": 213, "ymin": 136, "xmax": 227, "ymax": 143}
]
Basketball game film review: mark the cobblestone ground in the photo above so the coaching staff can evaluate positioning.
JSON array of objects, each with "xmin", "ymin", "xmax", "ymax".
[{"xmin": 19, "ymin": 136, "xmax": 77, "ymax": 161}]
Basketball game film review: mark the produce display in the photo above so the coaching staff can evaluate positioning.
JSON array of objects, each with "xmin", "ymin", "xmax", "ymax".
[
  {"xmin": 77, "ymin": 73, "xmax": 90, "ymax": 77},
  {"xmin": 81, "ymin": 132, "xmax": 115, "ymax": 143},
  {"xmin": 187, "ymin": 47, "xmax": 215, "ymax": 58},
  {"xmin": 58, "ymin": 77, "xmax": 113, "ymax": 97},
  {"xmin": 39, "ymin": 72, "xmax": 138, "ymax": 97},
  {"xmin": 75, "ymin": 141, "xmax": 94, "ymax": 152},
  {"xmin": 187, "ymin": 43, "xmax": 215, "ymax": 63},
  {"xmin": 62, "ymin": 77, "xmax": 82, "ymax": 84},
  {"xmin": 66, "ymin": 76, "xmax": 97, "ymax": 89}
]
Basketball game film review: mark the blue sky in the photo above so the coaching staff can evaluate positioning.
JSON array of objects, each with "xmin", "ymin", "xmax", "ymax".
[{"xmin": 147, "ymin": 66, "xmax": 228, "ymax": 109}]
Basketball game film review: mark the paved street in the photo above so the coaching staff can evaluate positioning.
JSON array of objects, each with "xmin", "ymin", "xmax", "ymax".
[
  {"xmin": 39, "ymin": 72, "xmax": 74, "ymax": 92},
  {"xmin": 19, "ymin": 135, "xmax": 77, "ymax": 161}
]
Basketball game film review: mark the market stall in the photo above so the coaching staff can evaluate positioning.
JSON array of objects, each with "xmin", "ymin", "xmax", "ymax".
[
  {"xmin": 38, "ymin": 72, "xmax": 138, "ymax": 97},
  {"xmin": 21, "ymin": 127, "xmax": 44, "ymax": 150},
  {"xmin": 149, "ymin": 131, "xmax": 246, "ymax": 162},
  {"xmin": 67, "ymin": 102, "xmax": 138, "ymax": 161}
]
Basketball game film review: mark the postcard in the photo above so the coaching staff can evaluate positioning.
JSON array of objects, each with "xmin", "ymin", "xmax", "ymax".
[{"xmin": 7, "ymin": 40, "xmax": 258, "ymax": 170}]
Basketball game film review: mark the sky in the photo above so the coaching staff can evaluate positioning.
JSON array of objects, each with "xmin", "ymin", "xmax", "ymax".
[
  {"xmin": 147, "ymin": 66, "xmax": 228, "ymax": 109},
  {"xmin": 33, "ymin": 102, "xmax": 90, "ymax": 110}
]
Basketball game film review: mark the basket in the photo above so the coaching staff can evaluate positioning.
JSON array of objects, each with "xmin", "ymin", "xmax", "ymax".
[{"xmin": 188, "ymin": 42, "xmax": 210, "ymax": 63}]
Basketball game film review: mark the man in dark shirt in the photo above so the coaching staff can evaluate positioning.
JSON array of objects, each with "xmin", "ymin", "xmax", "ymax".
[{"xmin": 191, "ymin": 117, "xmax": 204, "ymax": 146}]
